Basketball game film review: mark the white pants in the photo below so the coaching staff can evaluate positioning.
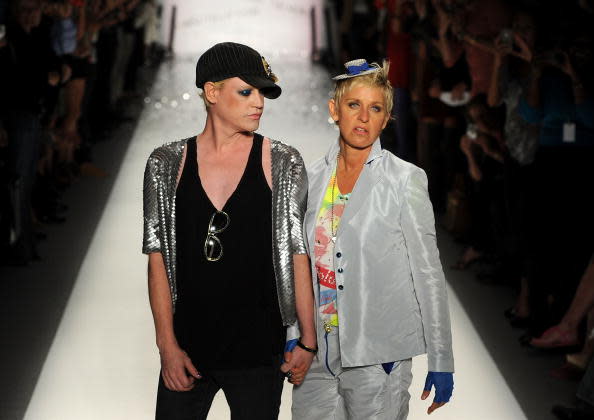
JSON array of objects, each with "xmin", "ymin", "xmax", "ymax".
[{"xmin": 292, "ymin": 328, "xmax": 413, "ymax": 420}]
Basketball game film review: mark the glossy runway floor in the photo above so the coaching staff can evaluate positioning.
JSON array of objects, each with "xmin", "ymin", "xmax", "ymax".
[{"xmin": 1, "ymin": 2, "xmax": 577, "ymax": 420}]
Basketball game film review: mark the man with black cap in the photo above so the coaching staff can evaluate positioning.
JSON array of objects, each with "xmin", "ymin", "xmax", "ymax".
[{"xmin": 142, "ymin": 42, "xmax": 316, "ymax": 419}]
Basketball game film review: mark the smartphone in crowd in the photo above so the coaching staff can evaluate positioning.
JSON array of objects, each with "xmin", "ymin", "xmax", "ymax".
[
  {"xmin": 466, "ymin": 123, "xmax": 478, "ymax": 140},
  {"xmin": 0, "ymin": 24, "xmax": 6, "ymax": 42},
  {"xmin": 499, "ymin": 28, "xmax": 514, "ymax": 48}
]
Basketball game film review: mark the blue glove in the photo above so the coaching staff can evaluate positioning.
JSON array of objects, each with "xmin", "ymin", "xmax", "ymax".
[
  {"xmin": 285, "ymin": 338, "xmax": 298, "ymax": 353},
  {"xmin": 423, "ymin": 371, "xmax": 454, "ymax": 403}
]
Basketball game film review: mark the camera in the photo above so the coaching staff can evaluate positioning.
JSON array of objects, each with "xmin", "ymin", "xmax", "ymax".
[
  {"xmin": 499, "ymin": 28, "xmax": 514, "ymax": 48},
  {"xmin": 466, "ymin": 123, "xmax": 478, "ymax": 140}
]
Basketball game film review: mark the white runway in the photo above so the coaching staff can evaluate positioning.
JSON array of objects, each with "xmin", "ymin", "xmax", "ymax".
[{"xmin": 23, "ymin": 2, "xmax": 527, "ymax": 419}]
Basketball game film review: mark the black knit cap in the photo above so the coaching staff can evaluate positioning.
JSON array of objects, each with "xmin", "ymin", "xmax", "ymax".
[{"xmin": 195, "ymin": 42, "xmax": 281, "ymax": 99}]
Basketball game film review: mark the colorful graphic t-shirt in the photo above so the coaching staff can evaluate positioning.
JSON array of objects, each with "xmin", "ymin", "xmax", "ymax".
[{"xmin": 315, "ymin": 168, "xmax": 350, "ymax": 331}]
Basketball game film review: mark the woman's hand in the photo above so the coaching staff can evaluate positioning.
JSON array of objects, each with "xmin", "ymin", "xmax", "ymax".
[
  {"xmin": 460, "ymin": 135, "xmax": 483, "ymax": 181},
  {"xmin": 281, "ymin": 346, "xmax": 315, "ymax": 386},
  {"xmin": 475, "ymin": 134, "xmax": 504, "ymax": 163},
  {"xmin": 451, "ymin": 82, "xmax": 467, "ymax": 101},
  {"xmin": 428, "ymin": 80, "xmax": 442, "ymax": 99},
  {"xmin": 48, "ymin": 71, "xmax": 60, "ymax": 86},
  {"xmin": 493, "ymin": 35, "xmax": 512, "ymax": 63},
  {"xmin": 512, "ymin": 33, "xmax": 532, "ymax": 62},
  {"xmin": 421, "ymin": 372, "xmax": 454, "ymax": 415},
  {"xmin": 61, "ymin": 64, "xmax": 72, "ymax": 84}
]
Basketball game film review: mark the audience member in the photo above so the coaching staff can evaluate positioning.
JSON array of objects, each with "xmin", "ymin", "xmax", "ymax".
[
  {"xmin": 487, "ymin": 8, "xmax": 539, "ymax": 322},
  {"xmin": 0, "ymin": 0, "xmax": 162, "ymax": 265}
]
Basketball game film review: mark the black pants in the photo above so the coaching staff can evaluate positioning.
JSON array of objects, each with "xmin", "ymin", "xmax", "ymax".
[{"xmin": 155, "ymin": 362, "xmax": 285, "ymax": 420}]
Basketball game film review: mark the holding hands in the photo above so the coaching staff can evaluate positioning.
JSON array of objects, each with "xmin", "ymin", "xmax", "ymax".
[{"xmin": 280, "ymin": 338, "xmax": 316, "ymax": 386}]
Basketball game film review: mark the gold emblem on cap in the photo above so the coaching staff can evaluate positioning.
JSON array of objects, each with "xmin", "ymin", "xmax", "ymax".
[{"xmin": 261, "ymin": 56, "xmax": 278, "ymax": 83}]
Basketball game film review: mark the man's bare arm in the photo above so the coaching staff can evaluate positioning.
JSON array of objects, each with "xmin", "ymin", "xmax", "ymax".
[
  {"xmin": 148, "ymin": 252, "xmax": 176, "ymax": 348},
  {"xmin": 148, "ymin": 253, "xmax": 200, "ymax": 391}
]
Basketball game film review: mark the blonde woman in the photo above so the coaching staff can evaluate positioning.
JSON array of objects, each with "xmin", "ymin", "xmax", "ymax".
[{"xmin": 292, "ymin": 60, "xmax": 454, "ymax": 419}]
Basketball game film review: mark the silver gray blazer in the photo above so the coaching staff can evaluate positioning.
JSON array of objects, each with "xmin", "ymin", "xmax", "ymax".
[
  {"xmin": 142, "ymin": 136, "xmax": 308, "ymax": 326},
  {"xmin": 304, "ymin": 139, "xmax": 454, "ymax": 372}
]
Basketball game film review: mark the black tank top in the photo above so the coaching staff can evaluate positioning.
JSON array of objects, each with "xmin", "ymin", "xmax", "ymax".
[{"xmin": 174, "ymin": 134, "xmax": 284, "ymax": 371}]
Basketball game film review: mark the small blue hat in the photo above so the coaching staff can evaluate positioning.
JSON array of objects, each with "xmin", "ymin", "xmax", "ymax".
[{"xmin": 332, "ymin": 59, "xmax": 381, "ymax": 81}]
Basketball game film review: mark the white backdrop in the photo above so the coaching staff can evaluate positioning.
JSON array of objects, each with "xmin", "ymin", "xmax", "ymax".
[{"xmin": 159, "ymin": 0, "xmax": 326, "ymax": 58}]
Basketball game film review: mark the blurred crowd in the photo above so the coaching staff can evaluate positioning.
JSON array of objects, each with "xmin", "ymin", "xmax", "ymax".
[
  {"xmin": 0, "ymin": 0, "xmax": 162, "ymax": 266},
  {"xmin": 323, "ymin": 0, "xmax": 594, "ymax": 417},
  {"xmin": 1, "ymin": 0, "xmax": 594, "ymax": 416}
]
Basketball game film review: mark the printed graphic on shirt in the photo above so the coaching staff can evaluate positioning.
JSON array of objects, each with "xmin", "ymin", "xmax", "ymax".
[{"xmin": 315, "ymin": 169, "xmax": 350, "ymax": 329}]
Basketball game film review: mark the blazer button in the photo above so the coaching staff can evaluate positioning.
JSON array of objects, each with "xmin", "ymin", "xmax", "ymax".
[
  {"xmin": 336, "ymin": 252, "xmax": 342, "ymax": 258},
  {"xmin": 338, "ymin": 285, "xmax": 344, "ymax": 290},
  {"xmin": 337, "ymin": 268, "xmax": 343, "ymax": 273}
]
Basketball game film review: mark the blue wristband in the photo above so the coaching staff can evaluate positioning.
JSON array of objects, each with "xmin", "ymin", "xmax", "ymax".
[
  {"xmin": 285, "ymin": 338, "xmax": 298, "ymax": 353},
  {"xmin": 423, "ymin": 371, "xmax": 454, "ymax": 403}
]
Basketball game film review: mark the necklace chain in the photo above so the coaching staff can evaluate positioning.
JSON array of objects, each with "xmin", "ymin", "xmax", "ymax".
[{"xmin": 331, "ymin": 152, "xmax": 340, "ymax": 242}]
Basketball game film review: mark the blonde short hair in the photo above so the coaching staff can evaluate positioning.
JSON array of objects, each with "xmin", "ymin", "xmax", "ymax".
[
  {"xmin": 332, "ymin": 60, "xmax": 393, "ymax": 116},
  {"xmin": 199, "ymin": 80, "xmax": 226, "ymax": 109}
]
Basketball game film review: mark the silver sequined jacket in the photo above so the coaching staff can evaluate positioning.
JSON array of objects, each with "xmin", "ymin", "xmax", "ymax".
[{"xmin": 142, "ymin": 137, "xmax": 308, "ymax": 327}]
